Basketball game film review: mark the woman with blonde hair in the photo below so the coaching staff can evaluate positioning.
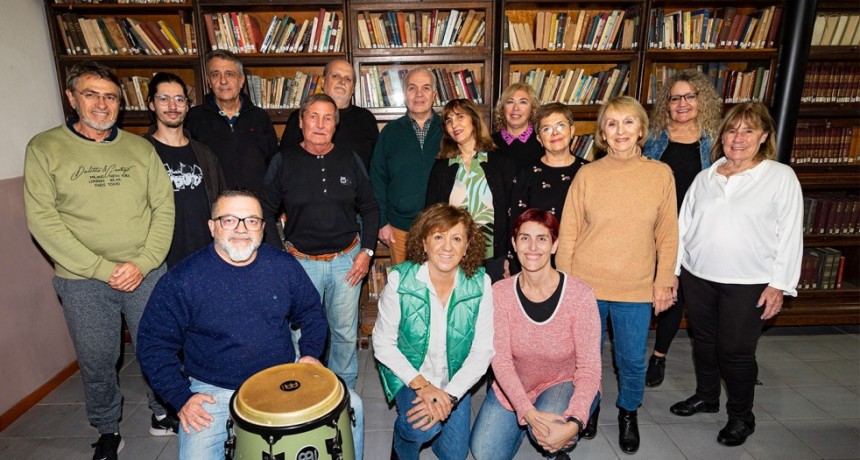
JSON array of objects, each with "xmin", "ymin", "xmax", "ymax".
[
  {"xmin": 492, "ymin": 83, "xmax": 544, "ymax": 171},
  {"xmin": 642, "ymin": 69, "xmax": 723, "ymax": 387}
]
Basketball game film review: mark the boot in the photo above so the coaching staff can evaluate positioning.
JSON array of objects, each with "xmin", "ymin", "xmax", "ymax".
[
  {"xmin": 645, "ymin": 354, "xmax": 666, "ymax": 387},
  {"xmin": 580, "ymin": 404, "xmax": 599, "ymax": 440},
  {"xmin": 617, "ymin": 408, "xmax": 640, "ymax": 454}
]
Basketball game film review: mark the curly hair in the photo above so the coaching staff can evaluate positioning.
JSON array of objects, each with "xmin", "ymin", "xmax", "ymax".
[
  {"xmin": 405, "ymin": 204, "xmax": 486, "ymax": 279},
  {"xmin": 493, "ymin": 83, "xmax": 539, "ymax": 132},
  {"xmin": 649, "ymin": 69, "xmax": 722, "ymax": 141},
  {"xmin": 438, "ymin": 99, "xmax": 496, "ymax": 159},
  {"xmin": 594, "ymin": 96, "xmax": 649, "ymax": 151},
  {"xmin": 711, "ymin": 101, "xmax": 777, "ymax": 163}
]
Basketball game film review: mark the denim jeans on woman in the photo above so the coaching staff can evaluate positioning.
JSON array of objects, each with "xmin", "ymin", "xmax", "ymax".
[
  {"xmin": 470, "ymin": 382, "xmax": 600, "ymax": 459},
  {"xmin": 597, "ymin": 300, "xmax": 652, "ymax": 411},
  {"xmin": 393, "ymin": 386, "xmax": 473, "ymax": 460}
]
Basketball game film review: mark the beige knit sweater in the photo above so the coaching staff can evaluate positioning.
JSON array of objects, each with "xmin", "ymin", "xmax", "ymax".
[{"xmin": 556, "ymin": 154, "xmax": 678, "ymax": 302}]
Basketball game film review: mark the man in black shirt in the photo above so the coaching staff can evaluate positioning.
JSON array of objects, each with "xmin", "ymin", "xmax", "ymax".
[
  {"xmin": 278, "ymin": 59, "xmax": 379, "ymax": 170},
  {"xmin": 262, "ymin": 94, "xmax": 379, "ymax": 390},
  {"xmin": 145, "ymin": 72, "xmax": 225, "ymax": 268}
]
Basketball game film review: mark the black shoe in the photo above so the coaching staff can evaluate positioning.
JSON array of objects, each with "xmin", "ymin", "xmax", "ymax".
[
  {"xmin": 617, "ymin": 409, "xmax": 640, "ymax": 454},
  {"xmin": 717, "ymin": 419, "xmax": 755, "ymax": 446},
  {"xmin": 670, "ymin": 395, "xmax": 720, "ymax": 416},
  {"xmin": 580, "ymin": 404, "xmax": 599, "ymax": 440},
  {"xmin": 92, "ymin": 433, "xmax": 124, "ymax": 460},
  {"xmin": 554, "ymin": 451, "xmax": 572, "ymax": 460},
  {"xmin": 645, "ymin": 355, "xmax": 666, "ymax": 387},
  {"xmin": 150, "ymin": 413, "xmax": 179, "ymax": 436}
]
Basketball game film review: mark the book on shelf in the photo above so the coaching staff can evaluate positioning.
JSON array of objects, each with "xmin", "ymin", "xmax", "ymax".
[
  {"xmin": 791, "ymin": 125, "xmax": 860, "ymax": 165},
  {"xmin": 203, "ymin": 10, "xmax": 341, "ymax": 54},
  {"xmin": 506, "ymin": 7, "xmax": 639, "ymax": 52},
  {"xmin": 246, "ymin": 71, "xmax": 323, "ymax": 109},
  {"xmin": 800, "ymin": 63, "xmax": 860, "ymax": 104},
  {"xmin": 802, "ymin": 193, "xmax": 860, "ymax": 237},
  {"xmin": 799, "ymin": 248, "xmax": 847, "ymax": 291},
  {"xmin": 357, "ymin": 9, "xmax": 485, "ymax": 49},
  {"xmin": 359, "ymin": 66, "xmax": 482, "ymax": 108},
  {"xmin": 510, "ymin": 64, "xmax": 629, "ymax": 106},
  {"xmin": 647, "ymin": 63, "xmax": 770, "ymax": 104},
  {"xmin": 56, "ymin": 13, "xmax": 193, "ymax": 56},
  {"xmin": 648, "ymin": 7, "xmax": 781, "ymax": 50}
]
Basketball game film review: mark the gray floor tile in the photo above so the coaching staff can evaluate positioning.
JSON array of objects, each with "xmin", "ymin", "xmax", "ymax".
[
  {"xmin": 119, "ymin": 374, "xmax": 155, "ymax": 404},
  {"xmin": 754, "ymin": 387, "xmax": 830, "ymax": 421},
  {"xmin": 0, "ymin": 404, "xmax": 94, "ymax": 438},
  {"xmin": 0, "ymin": 437, "xmax": 93, "ymax": 460},
  {"xmin": 561, "ymin": 431, "xmax": 619, "ymax": 459},
  {"xmin": 155, "ymin": 437, "xmax": 178, "ymax": 460},
  {"xmin": 795, "ymin": 386, "xmax": 860, "ymax": 419},
  {"xmin": 839, "ymin": 417, "xmax": 860, "ymax": 436},
  {"xmin": 779, "ymin": 340, "xmax": 847, "ymax": 361},
  {"xmin": 783, "ymin": 419, "xmax": 860, "ymax": 459},
  {"xmin": 759, "ymin": 360, "xmax": 837, "ymax": 387},
  {"xmin": 363, "ymin": 429, "xmax": 393, "ymax": 459},
  {"xmin": 360, "ymin": 367, "xmax": 387, "ymax": 400},
  {"xmin": 119, "ymin": 356, "xmax": 143, "ymax": 377},
  {"xmin": 38, "ymin": 374, "xmax": 86, "ymax": 404},
  {"xmin": 739, "ymin": 420, "xmax": 819, "ymax": 459},
  {"xmin": 815, "ymin": 335, "xmax": 860, "ymax": 360},
  {"xmin": 806, "ymin": 360, "xmax": 860, "ymax": 386},
  {"xmin": 756, "ymin": 340, "xmax": 803, "ymax": 363},
  {"xmin": 600, "ymin": 424, "xmax": 686, "ymax": 459},
  {"xmin": 117, "ymin": 435, "xmax": 170, "ymax": 460},
  {"xmin": 363, "ymin": 398, "xmax": 396, "ymax": 432},
  {"xmin": 661, "ymin": 421, "xmax": 756, "ymax": 460},
  {"xmin": 641, "ymin": 389, "xmax": 722, "ymax": 424}
]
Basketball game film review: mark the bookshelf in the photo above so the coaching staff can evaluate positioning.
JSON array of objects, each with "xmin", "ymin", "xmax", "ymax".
[{"xmin": 783, "ymin": 0, "xmax": 860, "ymax": 325}]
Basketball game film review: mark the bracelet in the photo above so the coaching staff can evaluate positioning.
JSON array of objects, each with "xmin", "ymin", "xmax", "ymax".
[
  {"xmin": 411, "ymin": 381, "xmax": 430, "ymax": 391},
  {"xmin": 565, "ymin": 416, "xmax": 584, "ymax": 433},
  {"xmin": 448, "ymin": 393, "xmax": 459, "ymax": 407}
]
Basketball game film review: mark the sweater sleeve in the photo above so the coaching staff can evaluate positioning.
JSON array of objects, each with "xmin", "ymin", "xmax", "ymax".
[
  {"xmin": 129, "ymin": 148, "xmax": 175, "ymax": 275},
  {"xmin": 24, "ymin": 142, "xmax": 118, "ymax": 282},
  {"xmin": 136, "ymin": 273, "xmax": 195, "ymax": 412},
  {"xmin": 565, "ymin": 282, "xmax": 602, "ymax": 423},
  {"xmin": 353, "ymin": 152, "xmax": 381, "ymax": 250},
  {"xmin": 768, "ymin": 169, "xmax": 804, "ymax": 296},
  {"xmin": 370, "ymin": 129, "xmax": 391, "ymax": 226},
  {"xmin": 490, "ymin": 281, "xmax": 537, "ymax": 423},
  {"xmin": 261, "ymin": 154, "xmax": 286, "ymax": 248},
  {"xmin": 555, "ymin": 173, "xmax": 586, "ymax": 275},
  {"xmin": 653, "ymin": 166, "xmax": 679, "ymax": 288}
]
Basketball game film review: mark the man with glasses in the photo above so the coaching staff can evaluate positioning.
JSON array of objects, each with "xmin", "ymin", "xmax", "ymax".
[
  {"xmin": 145, "ymin": 72, "xmax": 225, "ymax": 268},
  {"xmin": 278, "ymin": 59, "xmax": 379, "ymax": 170},
  {"xmin": 137, "ymin": 189, "xmax": 364, "ymax": 460},
  {"xmin": 23, "ymin": 61, "xmax": 175, "ymax": 460},
  {"xmin": 185, "ymin": 50, "xmax": 278, "ymax": 193}
]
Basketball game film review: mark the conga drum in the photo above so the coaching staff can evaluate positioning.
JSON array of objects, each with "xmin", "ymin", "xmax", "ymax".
[{"xmin": 226, "ymin": 363, "xmax": 355, "ymax": 460}]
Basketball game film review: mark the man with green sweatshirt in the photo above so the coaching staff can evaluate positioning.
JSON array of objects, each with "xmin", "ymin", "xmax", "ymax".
[{"xmin": 23, "ymin": 61, "xmax": 175, "ymax": 460}]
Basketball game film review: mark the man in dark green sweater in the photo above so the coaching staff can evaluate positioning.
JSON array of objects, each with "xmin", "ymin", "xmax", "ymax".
[
  {"xmin": 370, "ymin": 68, "xmax": 443, "ymax": 264},
  {"xmin": 23, "ymin": 62, "xmax": 175, "ymax": 460}
]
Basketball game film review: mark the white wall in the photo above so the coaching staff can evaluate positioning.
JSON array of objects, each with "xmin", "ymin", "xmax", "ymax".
[{"xmin": 0, "ymin": 0, "xmax": 64, "ymax": 180}]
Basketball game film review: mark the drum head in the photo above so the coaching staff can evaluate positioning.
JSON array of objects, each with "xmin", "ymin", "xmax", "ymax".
[{"xmin": 232, "ymin": 363, "xmax": 344, "ymax": 427}]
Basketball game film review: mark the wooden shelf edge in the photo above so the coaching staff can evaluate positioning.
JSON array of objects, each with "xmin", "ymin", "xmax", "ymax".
[{"xmin": 49, "ymin": 2, "xmax": 193, "ymax": 11}]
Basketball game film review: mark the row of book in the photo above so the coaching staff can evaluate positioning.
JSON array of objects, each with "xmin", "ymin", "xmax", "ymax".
[
  {"xmin": 359, "ymin": 66, "xmax": 482, "ymax": 108},
  {"xmin": 355, "ymin": 10, "xmax": 486, "ymax": 49},
  {"xmin": 55, "ymin": 13, "xmax": 195, "ymax": 55},
  {"xmin": 800, "ymin": 64, "xmax": 860, "ymax": 104},
  {"xmin": 53, "ymin": 1, "xmax": 186, "ymax": 3},
  {"xmin": 570, "ymin": 135, "xmax": 597, "ymax": 161},
  {"xmin": 646, "ymin": 63, "xmax": 770, "ymax": 104},
  {"xmin": 803, "ymin": 193, "xmax": 860, "ymax": 236},
  {"xmin": 203, "ymin": 10, "xmax": 342, "ymax": 54},
  {"xmin": 510, "ymin": 65, "xmax": 629, "ymax": 106},
  {"xmin": 245, "ymin": 72, "xmax": 322, "ymax": 110},
  {"xmin": 504, "ymin": 7, "xmax": 640, "ymax": 52},
  {"xmin": 799, "ymin": 248, "xmax": 847, "ymax": 291},
  {"xmin": 790, "ymin": 126, "xmax": 860, "ymax": 165},
  {"xmin": 648, "ymin": 6, "xmax": 781, "ymax": 50},
  {"xmin": 811, "ymin": 13, "xmax": 860, "ymax": 47}
]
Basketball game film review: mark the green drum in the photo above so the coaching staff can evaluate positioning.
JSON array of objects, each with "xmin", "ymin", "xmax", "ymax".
[{"xmin": 226, "ymin": 363, "xmax": 355, "ymax": 460}]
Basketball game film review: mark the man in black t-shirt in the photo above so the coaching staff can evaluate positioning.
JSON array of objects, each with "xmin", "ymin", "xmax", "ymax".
[{"xmin": 145, "ymin": 72, "xmax": 225, "ymax": 268}]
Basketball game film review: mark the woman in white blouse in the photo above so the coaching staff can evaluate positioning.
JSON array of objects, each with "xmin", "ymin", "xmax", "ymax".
[
  {"xmin": 669, "ymin": 102, "xmax": 803, "ymax": 447},
  {"xmin": 373, "ymin": 203, "xmax": 494, "ymax": 460}
]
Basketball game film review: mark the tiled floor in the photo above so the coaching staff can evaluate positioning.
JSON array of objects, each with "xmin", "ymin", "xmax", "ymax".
[{"xmin": 2, "ymin": 326, "xmax": 859, "ymax": 459}]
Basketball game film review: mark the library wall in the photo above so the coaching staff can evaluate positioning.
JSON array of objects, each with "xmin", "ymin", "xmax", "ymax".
[{"xmin": 0, "ymin": 0, "xmax": 76, "ymax": 420}]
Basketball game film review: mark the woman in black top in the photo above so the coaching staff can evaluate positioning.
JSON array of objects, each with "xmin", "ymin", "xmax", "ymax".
[
  {"xmin": 642, "ymin": 69, "xmax": 723, "ymax": 387},
  {"xmin": 491, "ymin": 83, "xmax": 544, "ymax": 172}
]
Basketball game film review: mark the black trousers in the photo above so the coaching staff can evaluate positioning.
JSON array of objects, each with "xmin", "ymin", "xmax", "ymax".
[
  {"xmin": 680, "ymin": 268, "xmax": 767, "ymax": 423},
  {"xmin": 653, "ymin": 296, "xmax": 684, "ymax": 355}
]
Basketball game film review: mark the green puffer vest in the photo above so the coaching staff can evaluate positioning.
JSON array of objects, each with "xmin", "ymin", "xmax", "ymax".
[{"xmin": 378, "ymin": 261, "xmax": 486, "ymax": 402}]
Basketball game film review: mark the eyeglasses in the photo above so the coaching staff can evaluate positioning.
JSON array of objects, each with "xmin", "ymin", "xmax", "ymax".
[
  {"xmin": 539, "ymin": 121, "xmax": 571, "ymax": 135},
  {"xmin": 75, "ymin": 90, "xmax": 120, "ymax": 104},
  {"xmin": 669, "ymin": 92, "xmax": 699, "ymax": 105},
  {"xmin": 212, "ymin": 215, "xmax": 263, "ymax": 231},
  {"xmin": 154, "ymin": 94, "xmax": 189, "ymax": 107}
]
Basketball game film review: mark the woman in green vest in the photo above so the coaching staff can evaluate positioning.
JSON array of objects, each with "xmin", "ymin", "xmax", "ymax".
[{"xmin": 373, "ymin": 203, "xmax": 495, "ymax": 460}]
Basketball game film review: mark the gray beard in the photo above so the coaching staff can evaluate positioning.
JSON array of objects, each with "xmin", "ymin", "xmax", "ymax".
[{"xmin": 216, "ymin": 237, "xmax": 260, "ymax": 263}]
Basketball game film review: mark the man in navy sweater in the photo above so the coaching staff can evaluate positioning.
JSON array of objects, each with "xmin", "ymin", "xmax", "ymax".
[{"xmin": 137, "ymin": 189, "xmax": 364, "ymax": 460}]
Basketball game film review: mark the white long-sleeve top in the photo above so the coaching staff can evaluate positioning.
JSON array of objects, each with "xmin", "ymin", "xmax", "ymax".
[
  {"xmin": 372, "ymin": 264, "xmax": 495, "ymax": 399},
  {"xmin": 676, "ymin": 158, "xmax": 803, "ymax": 296}
]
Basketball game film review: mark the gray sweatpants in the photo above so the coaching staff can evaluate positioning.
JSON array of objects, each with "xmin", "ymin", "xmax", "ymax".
[{"xmin": 53, "ymin": 264, "xmax": 167, "ymax": 434}]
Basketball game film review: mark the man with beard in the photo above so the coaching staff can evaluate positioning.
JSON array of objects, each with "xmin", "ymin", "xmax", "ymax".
[
  {"xmin": 23, "ymin": 61, "xmax": 175, "ymax": 460},
  {"xmin": 278, "ymin": 59, "xmax": 378, "ymax": 170},
  {"xmin": 144, "ymin": 72, "xmax": 225, "ymax": 267},
  {"xmin": 136, "ymin": 189, "xmax": 365, "ymax": 460}
]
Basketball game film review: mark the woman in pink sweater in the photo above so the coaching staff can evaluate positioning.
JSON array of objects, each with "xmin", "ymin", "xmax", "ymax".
[{"xmin": 470, "ymin": 209, "xmax": 601, "ymax": 460}]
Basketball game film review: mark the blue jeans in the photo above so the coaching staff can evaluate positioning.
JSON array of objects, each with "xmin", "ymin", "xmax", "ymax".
[
  {"xmin": 180, "ymin": 378, "xmax": 365, "ymax": 460},
  {"xmin": 470, "ymin": 383, "xmax": 599, "ymax": 459},
  {"xmin": 53, "ymin": 264, "xmax": 168, "ymax": 434},
  {"xmin": 295, "ymin": 243, "xmax": 362, "ymax": 388},
  {"xmin": 393, "ymin": 386, "xmax": 472, "ymax": 460},
  {"xmin": 597, "ymin": 300, "xmax": 652, "ymax": 411}
]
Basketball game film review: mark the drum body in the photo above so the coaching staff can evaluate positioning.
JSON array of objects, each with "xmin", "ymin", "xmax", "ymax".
[{"xmin": 227, "ymin": 363, "xmax": 355, "ymax": 460}]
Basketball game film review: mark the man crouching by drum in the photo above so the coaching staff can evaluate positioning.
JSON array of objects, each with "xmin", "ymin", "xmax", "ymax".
[
  {"xmin": 137, "ymin": 188, "xmax": 365, "ymax": 460},
  {"xmin": 373, "ymin": 204, "xmax": 495, "ymax": 460}
]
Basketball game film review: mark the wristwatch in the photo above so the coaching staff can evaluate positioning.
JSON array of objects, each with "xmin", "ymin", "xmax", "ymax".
[
  {"xmin": 565, "ymin": 416, "xmax": 584, "ymax": 433},
  {"xmin": 448, "ymin": 393, "xmax": 459, "ymax": 407},
  {"xmin": 362, "ymin": 248, "xmax": 374, "ymax": 257}
]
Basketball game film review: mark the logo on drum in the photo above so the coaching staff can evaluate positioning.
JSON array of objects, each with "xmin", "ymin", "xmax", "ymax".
[
  {"xmin": 296, "ymin": 445, "xmax": 319, "ymax": 460},
  {"xmin": 280, "ymin": 380, "xmax": 301, "ymax": 392}
]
